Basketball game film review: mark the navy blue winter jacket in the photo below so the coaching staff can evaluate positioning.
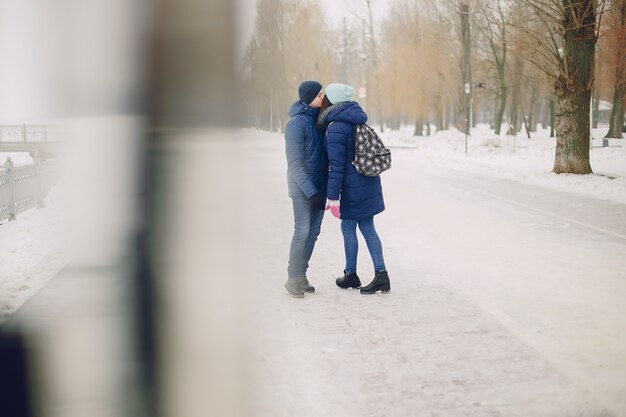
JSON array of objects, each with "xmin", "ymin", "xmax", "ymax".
[
  {"xmin": 321, "ymin": 101, "xmax": 385, "ymax": 220},
  {"xmin": 284, "ymin": 100, "xmax": 328, "ymax": 198}
]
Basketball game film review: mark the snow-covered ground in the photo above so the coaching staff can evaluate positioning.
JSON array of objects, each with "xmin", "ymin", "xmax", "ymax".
[
  {"xmin": 240, "ymin": 127, "xmax": 626, "ymax": 416},
  {"xmin": 382, "ymin": 124, "xmax": 626, "ymax": 205},
  {"xmin": 0, "ymin": 151, "xmax": 34, "ymax": 167},
  {"xmin": 3, "ymin": 127, "xmax": 626, "ymax": 416},
  {"xmin": 0, "ymin": 172, "xmax": 66, "ymax": 323}
]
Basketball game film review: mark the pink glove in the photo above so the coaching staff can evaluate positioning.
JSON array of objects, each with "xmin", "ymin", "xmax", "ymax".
[{"xmin": 326, "ymin": 200, "xmax": 340, "ymax": 219}]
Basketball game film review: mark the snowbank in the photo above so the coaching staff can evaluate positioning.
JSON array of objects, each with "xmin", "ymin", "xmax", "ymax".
[
  {"xmin": 0, "ymin": 152, "xmax": 34, "ymax": 167},
  {"xmin": 0, "ymin": 179, "xmax": 67, "ymax": 323},
  {"xmin": 381, "ymin": 124, "xmax": 626, "ymax": 205}
]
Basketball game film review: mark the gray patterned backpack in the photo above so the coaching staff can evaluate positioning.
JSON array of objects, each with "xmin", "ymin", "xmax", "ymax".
[{"xmin": 352, "ymin": 124, "xmax": 392, "ymax": 176}]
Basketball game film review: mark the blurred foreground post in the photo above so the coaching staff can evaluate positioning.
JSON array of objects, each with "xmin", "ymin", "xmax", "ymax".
[
  {"xmin": 1, "ymin": 0, "xmax": 244, "ymax": 416},
  {"xmin": 0, "ymin": 330, "xmax": 34, "ymax": 417},
  {"xmin": 145, "ymin": 1, "xmax": 245, "ymax": 417}
]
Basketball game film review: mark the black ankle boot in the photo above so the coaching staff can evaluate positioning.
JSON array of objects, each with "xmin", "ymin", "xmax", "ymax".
[
  {"xmin": 360, "ymin": 271, "xmax": 390, "ymax": 294},
  {"xmin": 336, "ymin": 271, "xmax": 361, "ymax": 289}
]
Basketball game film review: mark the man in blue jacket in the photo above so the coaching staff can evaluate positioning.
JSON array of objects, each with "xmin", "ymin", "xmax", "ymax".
[{"xmin": 284, "ymin": 81, "xmax": 328, "ymax": 298}]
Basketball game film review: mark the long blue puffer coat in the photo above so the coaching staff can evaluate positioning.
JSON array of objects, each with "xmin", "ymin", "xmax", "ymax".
[
  {"xmin": 322, "ymin": 101, "xmax": 385, "ymax": 220},
  {"xmin": 284, "ymin": 100, "xmax": 328, "ymax": 198}
]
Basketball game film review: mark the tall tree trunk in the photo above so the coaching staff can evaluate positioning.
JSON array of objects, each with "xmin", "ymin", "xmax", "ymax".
[
  {"xmin": 449, "ymin": 101, "xmax": 456, "ymax": 129},
  {"xmin": 414, "ymin": 117, "xmax": 423, "ymax": 136},
  {"xmin": 508, "ymin": 55, "xmax": 524, "ymax": 134},
  {"xmin": 494, "ymin": 80, "xmax": 507, "ymax": 134},
  {"xmin": 489, "ymin": 1, "xmax": 507, "ymax": 135},
  {"xmin": 549, "ymin": 96, "xmax": 555, "ymax": 137},
  {"xmin": 523, "ymin": 116, "xmax": 531, "ymax": 139},
  {"xmin": 521, "ymin": 99, "xmax": 531, "ymax": 139},
  {"xmin": 364, "ymin": 0, "xmax": 383, "ymax": 132},
  {"xmin": 391, "ymin": 115, "xmax": 401, "ymax": 130},
  {"xmin": 605, "ymin": 0, "xmax": 626, "ymax": 138},
  {"xmin": 460, "ymin": 1, "xmax": 471, "ymax": 135},
  {"xmin": 553, "ymin": 0, "xmax": 596, "ymax": 174},
  {"xmin": 554, "ymin": 78, "xmax": 592, "ymax": 173},
  {"xmin": 605, "ymin": 86, "xmax": 625, "ymax": 137},
  {"xmin": 435, "ymin": 94, "xmax": 444, "ymax": 132},
  {"xmin": 539, "ymin": 97, "xmax": 549, "ymax": 130},
  {"xmin": 528, "ymin": 84, "xmax": 538, "ymax": 132}
]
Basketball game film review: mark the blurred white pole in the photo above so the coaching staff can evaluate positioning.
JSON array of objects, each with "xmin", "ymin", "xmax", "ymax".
[{"xmin": 146, "ymin": 1, "xmax": 245, "ymax": 417}]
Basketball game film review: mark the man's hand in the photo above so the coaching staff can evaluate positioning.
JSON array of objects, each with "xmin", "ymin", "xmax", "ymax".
[{"xmin": 308, "ymin": 193, "xmax": 326, "ymax": 210}]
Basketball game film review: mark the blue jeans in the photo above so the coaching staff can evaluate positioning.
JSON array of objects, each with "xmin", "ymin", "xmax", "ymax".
[
  {"xmin": 288, "ymin": 197, "xmax": 325, "ymax": 280},
  {"xmin": 341, "ymin": 216, "xmax": 386, "ymax": 274}
]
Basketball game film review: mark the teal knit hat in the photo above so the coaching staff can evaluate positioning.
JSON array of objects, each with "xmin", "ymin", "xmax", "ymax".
[{"xmin": 325, "ymin": 83, "xmax": 354, "ymax": 104}]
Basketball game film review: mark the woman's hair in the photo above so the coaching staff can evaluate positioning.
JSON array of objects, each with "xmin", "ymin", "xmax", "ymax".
[{"xmin": 317, "ymin": 95, "xmax": 333, "ymax": 127}]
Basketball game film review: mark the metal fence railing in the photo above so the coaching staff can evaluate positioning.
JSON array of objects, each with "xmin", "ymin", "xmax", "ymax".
[
  {"xmin": 0, "ymin": 125, "xmax": 62, "ymax": 154},
  {"xmin": 0, "ymin": 125, "xmax": 47, "ymax": 144},
  {"xmin": 0, "ymin": 158, "xmax": 59, "ymax": 222}
]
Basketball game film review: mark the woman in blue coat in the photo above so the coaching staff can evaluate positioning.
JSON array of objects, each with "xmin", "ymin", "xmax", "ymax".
[{"xmin": 317, "ymin": 83, "xmax": 391, "ymax": 295}]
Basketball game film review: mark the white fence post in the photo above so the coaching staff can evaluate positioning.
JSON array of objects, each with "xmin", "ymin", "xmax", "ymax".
[{"xmin": 5, "ymin": 157, "xmax": 16, "ymax": 221}]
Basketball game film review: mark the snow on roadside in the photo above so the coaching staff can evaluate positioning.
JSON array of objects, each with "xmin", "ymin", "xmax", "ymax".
[
  {"xmin": 381, "ymin": 124, "xmax": 626, "ymax": 205},
  {"xmin": 0, "ymin": 152, "xmax": 34, "ymax": 167},
  {"xmin": 0, "ymin": 176, "xmax": 67, "ymax": 324}
]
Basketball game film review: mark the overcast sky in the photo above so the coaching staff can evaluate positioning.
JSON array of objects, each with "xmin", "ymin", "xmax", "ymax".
[
  {"xmin": 236, "ymin": 0, "xmax": 390, "ymax": 57},
  {"xmin": 0, "ymin": 0, "xmax": 388, "ymax": 123}
]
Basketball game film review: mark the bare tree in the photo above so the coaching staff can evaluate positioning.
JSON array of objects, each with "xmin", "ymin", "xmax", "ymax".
[
  {"xmin": 420, "ymin": 0, "xmax": 463, "ymax": 131},
  {"xmin": 362, "ymin": 0, "xmax": 384, "ymax": 131},
  {"xmin": 242, "ymin": 0, "xmax": 286, "ymax": 130},
  {"xmin": 282, "ymin": 2, "xmax": 337, "ymax": 90},
  {"xmin": 475, "ymin": 0, "xmax": 509, "ymax": 135},
  {"xmin": 377, "ymin": 0, "xmax": 458, "ymax": 134},
  {"xmin": 474, "ymin": 1, "xmax": 509, "ymax": 134},
  {"xmin": 242, "ymin": 0, "xmax": 337, "ymax": 131},
  {"xmin": 507, "ymin": 53, "xmax": 525, "ymax": 134},
  {"xmin": 509, "ymin": 0, "xmax": 606, "ymax": 174}
]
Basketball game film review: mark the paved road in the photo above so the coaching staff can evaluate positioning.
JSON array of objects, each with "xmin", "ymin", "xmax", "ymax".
[
  {"xmin": 9, "ymin": 132, "xmax": 625, "ymax": 417},
  {"xmin": 247, "ymin": 137, "xmax": 625, "ymax": 417}
]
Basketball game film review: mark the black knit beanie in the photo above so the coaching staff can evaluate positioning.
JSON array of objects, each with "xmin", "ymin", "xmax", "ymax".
[{"xmin": 298, "ymin": 81, "xmax": 323, "ymax": 105}]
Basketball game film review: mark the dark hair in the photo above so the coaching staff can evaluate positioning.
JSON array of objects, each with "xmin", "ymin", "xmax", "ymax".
[{"xmin": 317, "ymin": 95, "xmax": 333, "ymax": 128}]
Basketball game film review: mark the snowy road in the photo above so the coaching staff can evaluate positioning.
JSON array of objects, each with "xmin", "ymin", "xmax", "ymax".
[
  {"xmin": 6, "ymin": 130, "xmax": 624, "ymax": 417},
  {"xmin": 246, "ymin": 132, "xmax": 626, "ymax": 417}
]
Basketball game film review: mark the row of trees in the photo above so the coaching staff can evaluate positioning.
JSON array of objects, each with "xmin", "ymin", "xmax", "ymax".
[{"xmin": 242, "ymin": 0, "xmax": 626, "ymax": 174}]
